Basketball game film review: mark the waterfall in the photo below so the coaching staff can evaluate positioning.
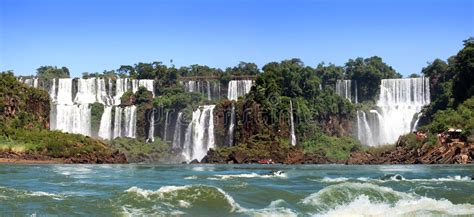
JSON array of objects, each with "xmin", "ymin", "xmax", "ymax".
[
  {"xmin": 182, "ymin": 105, "xmax": 216, "ymax": 162},
  {"xmin": 226, "ymin": 80, "xmax": 254, "ymax": 146},
  {"xmin": 181, "ymin": 80, "xmax": 220, "ymax": 100},
  {"xmin": 148, "ymin": 109, "xmax": 155, "ymax": 142},
  {"xmin": 357, "ymin": 77, "xmax": 430, "ymax": 146},
  {"xmin": 123, "ymin": 106, "xmax": 137, "ymax": 138},
  {"xmin": 354, "ymin": 80, "xmax": 358, "ymax": 104},
  {"xmin": 335, "ymin": 80, "xmax": 354, "ymax": 102},
  {"xmin": 98, "ymin": 106, "xmax": 113, "ymax": 140},
  {"xmin": 227, "ymin": 80, "xmax": 253, "ymax": 101},
  {"xmin": 162, "ymin": 111, "xmax": 169, "ymax": 142},
  {"xmin": 172, "ymin": 112, "xmax": 183, "ymax": 149},
  {"xmin": 228, "ymin": 104, "xmax": 236, "ymax": 146},
  {"xmin": 113, "ymin": 107, "xmax": 123, "ymax": 139},
  {"xmin": 138, "ymin": 79, "xmax": 155, "ymax": 97},
  {"xmin": 289, "ymin": 100, "xmax": 296, "ymax": 146},
  {"xmin": 52, "ymin": 104, "xmax": 91, "ymax": 136},
  {"xmin": 411, "ymin": 113, "xmax": 423, "ymax": 132}
]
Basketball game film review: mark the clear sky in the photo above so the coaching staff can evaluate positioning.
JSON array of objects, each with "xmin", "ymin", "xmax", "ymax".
[{"xmin": 1, "ymin": 0, "xmax": 473, "ymax": 77}]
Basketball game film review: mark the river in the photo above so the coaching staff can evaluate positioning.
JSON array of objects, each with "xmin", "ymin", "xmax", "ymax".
[{"xmin": 0, "ymin": 164, "xmax": 473, "ymax": 216}]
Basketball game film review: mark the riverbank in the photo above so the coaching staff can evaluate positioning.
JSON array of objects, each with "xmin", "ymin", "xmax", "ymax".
[{"xmin": 0, "ymin": 151, "xmax": 127, "ymax": 164}]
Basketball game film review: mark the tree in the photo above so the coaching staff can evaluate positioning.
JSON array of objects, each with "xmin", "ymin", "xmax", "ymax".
[
  {"xmin": 452, "ymin": 39, "xmax": 474, "ymax": 105},
  {"xmin": 118, "ymin": 65, "xmax": 136, "ymax": 78},
  {"xmin": 36, "ymin": 66, "xmax": 70, "ymax": 79},
  {"xmin": 345, "ymin": 56, "xmax": 401, "ymax": 102},
  {"xmin": 408, "ymin": 73, "xmax": 420, "ymax": 78},
  {"xmin": 315, "ymin": 62, "xmax": 344, "ymax": 87}
]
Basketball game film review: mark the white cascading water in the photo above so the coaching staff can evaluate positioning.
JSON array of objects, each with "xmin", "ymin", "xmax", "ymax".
[
  {"xmin": 181, "ymin": 80, "xmax": 220, "ymax": 100},
  {"xmin": 228, "ymin": 104, "xmax": 236, "ymax": 146},
  {"xmin": 335, "ymin": 80, "xmax": 354, "ymax": 103},
  {"xmin": 123, "ymin": 106, "xmax": 137, "ymax": 138},
  {"xmin": 227, "ymin": 80, "xmax": 253, "ymax": 101},
  {"xmin": 163, "ymin": 111, "xmax": 169, "ymax": 141},
  {"xmin": 22, "ymin": 77, "xmax": 155, "ymax": 140},
  {"xmin": 113, "ymin": 106, "xmax": 123, "ymax": 139},
  {"xmin": 172, "ymin": 112, "xmax": 183, "ymax": 149},
  {"xmin": 148, "ymin": 109, "xmax": 155, "ymax": 142},
  {"xmin": 182, "ymin": 105, "xmax": 216, "ymax": 162},
  {"xmin": 98, "ymin": 106, "xmax": 113, "ymax": 140},
  {"xmin": 289, "ymin": 100, "xmax": 296, "ymax": 146},
  {"xmin": 48, "ymin": 78, "xmax": 93, "ymax": 136},
  {"xmin": 357, "ymin": 77, "xmax": 430, "ymax": 146},
  {"xmin": 227, "ymin": 80, "xmax": 254, "ymax": 146}
]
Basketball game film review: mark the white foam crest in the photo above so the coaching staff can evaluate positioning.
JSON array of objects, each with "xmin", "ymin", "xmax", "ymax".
[
  {"xmin": 124, "ymin": 185, "xmax": 243, "ymax": 212},
  {"xmin": 26, "ymin": 191, "xmax": 65, "ymax": 200},
  {"xmin": 184, "ymin": 176, "xmax": 197, "ymax": 180},
  {"xmin": 313, "ymin": 175, "xmax": 472, "ymax": 183},
  {"xmin": 301, "ymin": 182, "xmax": 410, "ymax": 206},
  {"xmin": 317, "ymin": 195, "xmax": 474, "ymax": 217},
  {"xmin": 320, "ymin": 177, "xmax": 350, "ymax": 183},
  {"xmin": 213, "ymin": 172, "xmax": 287, "ymax": 180}
]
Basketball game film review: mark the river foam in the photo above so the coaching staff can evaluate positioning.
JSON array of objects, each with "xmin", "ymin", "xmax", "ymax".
[
  {"xmin": 301, "ymin": 182, "xmax": 474, "ymax": 216},
  {"xmin": 318, "ymin": 174, "xmax": 473, "ymax": 183}
]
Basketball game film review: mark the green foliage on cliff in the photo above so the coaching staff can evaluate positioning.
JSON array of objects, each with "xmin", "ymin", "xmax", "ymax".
[
  {"xmin": 0, "ymin": 127, "xmax": 114, "ymax": 158},
  {"xmin": 0, "ymin": 71, "xmax": 50, "ymax": 130},
  {"xmin": 108, "ymin": 137, "xmax": 173, "ymax": 163},
  {"xmin": 420, "ymin": 39, "xmax": 474, "ymax": 135},
  {"xmin": 302, "ymin": 133, "xmax": 362, "ymax": 161},
  {"xmin": 36, "ymin": 66, "xmax": 70, "ymax": 79},
  {"xmin": 421, "ymin": 96, "xmax": 474, "ymax": 136}
]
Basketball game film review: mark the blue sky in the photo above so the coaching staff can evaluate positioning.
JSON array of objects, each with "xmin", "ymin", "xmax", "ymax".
[{"xmin": 1, "ymin": 0, "xmax": 473, "ymax": 77}]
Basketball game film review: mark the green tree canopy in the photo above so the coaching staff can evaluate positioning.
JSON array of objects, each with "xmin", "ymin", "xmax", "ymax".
[{"xmin": 36, "ymin": 66, "xmax": 70, "ymax": 79}]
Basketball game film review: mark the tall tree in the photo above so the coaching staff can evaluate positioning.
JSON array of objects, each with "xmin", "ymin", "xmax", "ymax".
[{"xmin": 452, "ymin": 39, "xmax": 474, "ymax": 105}]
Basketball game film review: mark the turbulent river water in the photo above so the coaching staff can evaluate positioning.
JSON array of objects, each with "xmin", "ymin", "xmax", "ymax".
[{"xmin": 0, "ymin": 164, "xmax": 473, "ymax": 216}]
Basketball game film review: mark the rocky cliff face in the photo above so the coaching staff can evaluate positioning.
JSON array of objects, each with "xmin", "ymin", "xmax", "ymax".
[{"xmin": 347, "ymin": 136, "xmax": 473, "ymax": 164}]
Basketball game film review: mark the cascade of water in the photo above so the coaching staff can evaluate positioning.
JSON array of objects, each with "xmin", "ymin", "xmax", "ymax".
[
  {"xmin": 172, "ymin": 112, "xmax": 183, "ymax": 149},
  {"xmin": 98, "ymin": 106, "xmax": 113, "ymax": 140},
  {"xmin": 206, "ymin": 81, "xmax": 211, "ymax": 100},
  {"xmin": 181, "ymin": 80, "xmax": 220, "ymax": 100},
  {"xmin": 49, "ymin": 78, "xmax": 57, "ymax": 103},
  {"xmin": 114, "ymin": 78, "xmax": 129, "ymax": 105},
  {"xmin": 226, "ymin": 80, "xmax": 254, "ymax": 146},
  {"xmin": 20, "ymin": 77, "xmax": 154, "ymax": 140},
  {"xmin": 52, "ymin": 104, "xmax": 91, "ymax": 136},
  {"xmin": 56, "ymin": 78, "xmax": 73, "ymax": 105},
  {"xmin": 148, "ymin": 109, "xmax": 155, "ymax": 142},
  {"xmin": 411, "ymin": 113, "xmax": 423, "ymax": 132},
  {"xmin": 227, "ymin": 80, "xmax": 253, "ymax": 101},
  {"xmin": 162, "ymin": 111, "xmax": 169, "ymax": 142},
  {"xmin": 182, "ymin": 105, "xmax": 215, "ymax": 162},
  {"xmin": 138, "ymin": 79, "xmax": 155, "ymax": 96},
  {"xmin": 357, "ymin": 77, "xmax": 430, "ymax": 146},
  {"xmin": 113, "ymin": 107, "xmax": 123, "ymax": 139},
  {"xmin": 290, "ymin": 100, "xmax": 296, "ymax": 146},
  {"xmin": 228, "ymin": 104, "xmax": 236, "ymax": 146},
  {"xmin": 354, "ymin": 80, "xmax": 358, "ymax": 104},
  {"xmin": 96, "ymin": 78, "xmax": 113, "ymax": 105},
  {"xmin": 123, "ymin": 106, "xmax": 137, "ymax": 138},
  {"xmin": 335, "ymin": 80, "xmax": 352, "ymax": 102}
]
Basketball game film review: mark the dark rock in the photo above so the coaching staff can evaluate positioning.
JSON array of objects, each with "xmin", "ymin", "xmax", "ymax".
[
  {"xmin": 189, "ymin": 159, "xmax": 200, "ymax": 164},
  {"xmin": 229, "ymin": 150, "xmax": 248, "ymax": 164}
]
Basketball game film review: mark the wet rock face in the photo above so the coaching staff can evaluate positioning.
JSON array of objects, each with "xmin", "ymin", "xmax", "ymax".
[
  {"xmin": 346, "ymin": 137, "xmax": 474, "ymax": 165},
  {"xmin": 64, "ymin": 151, "xmax": 127, "ymax": 164}
]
